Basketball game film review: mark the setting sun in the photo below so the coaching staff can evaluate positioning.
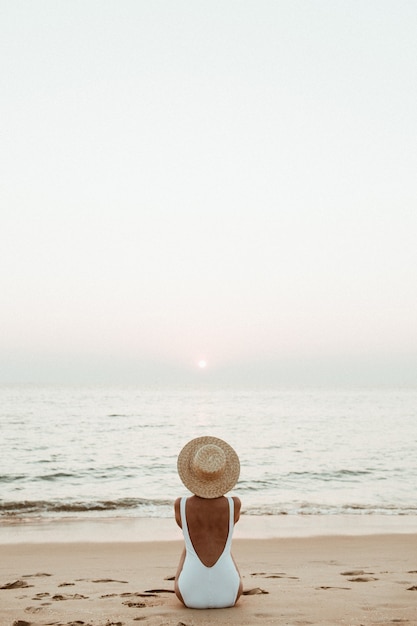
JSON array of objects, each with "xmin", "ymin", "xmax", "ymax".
[{"xmin": 198, "ymin": 360, "xmax": 207, "ymax": 369}]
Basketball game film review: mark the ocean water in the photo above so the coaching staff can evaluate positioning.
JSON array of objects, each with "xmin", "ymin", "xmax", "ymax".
[{"xmin": 1, "ymin": 384, "xmax": 416, "ymax": 522}]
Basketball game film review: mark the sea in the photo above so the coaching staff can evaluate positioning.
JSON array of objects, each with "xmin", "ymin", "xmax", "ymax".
[{"xmin": 1, "ymin": 384, "xmax": 416, "ymax": 532}]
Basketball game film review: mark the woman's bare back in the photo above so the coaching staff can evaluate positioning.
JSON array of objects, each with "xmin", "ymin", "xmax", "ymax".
[{"xmin": 174, "ymin": 495, "xmax": 241, "ymax": 566}]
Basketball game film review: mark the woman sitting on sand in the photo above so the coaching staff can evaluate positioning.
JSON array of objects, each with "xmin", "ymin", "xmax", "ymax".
[{"xmin": 174, "ymin": 436, "xmax": 243, "ymax": 609}]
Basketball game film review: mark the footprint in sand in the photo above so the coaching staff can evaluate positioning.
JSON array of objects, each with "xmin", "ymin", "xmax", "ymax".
[
  {"xmin": 340, "ymin": 570, "xmax": 378, "ymax": 582},
  {"xmin": 121, "ymin": 591, "xmax": 159, "ymax": 598},
  {"xmin": 92, "ymin": 578, "xmax": 128, "ymax": 584},
  {"xmin": 24, "ymin": 606, "xmax": 43, "ymax": 614},
  {"xmin": 1, "ymin": 580, "xmax": 34, "ymax": 589},
  {"xmin": 33, "ymin": 592, "xmax": 50, "ymax": 599},
  {"xmin": 242, "ymin": 587, "xmax": 269, "ymax": 595},
  {"xmin": 52, "ymin": 593, "xmax": 89, "ymax": 600},
  {"xmin": 123, "ymin": 600, "xmax": 147, "ymax": 608},
  {"xmin": 251, "ymin": 571, "xmax": 298, "ymax": 579},
  {"xmin": 316, "ymin": 586, "xmax": 351, "ymax": 590},
  {"xmin": 45, "ymin": 621, "xmax": 92, "ymax": 626}
]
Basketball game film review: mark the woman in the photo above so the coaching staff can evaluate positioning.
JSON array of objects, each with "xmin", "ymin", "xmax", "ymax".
[{"xmin": 174, "ymin": 436, "xmax": 243, "ymax": 609}]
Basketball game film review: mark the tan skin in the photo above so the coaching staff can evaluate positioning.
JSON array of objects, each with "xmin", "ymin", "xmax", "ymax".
[{"xmin": 174, "ymin": 494, "xmax": 243, "ymax": 606}]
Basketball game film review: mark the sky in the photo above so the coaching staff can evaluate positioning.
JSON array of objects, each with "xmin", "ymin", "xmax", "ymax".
[{"xmin": 1, "ymin": 1, "xmax": 417, "ymax": 386}]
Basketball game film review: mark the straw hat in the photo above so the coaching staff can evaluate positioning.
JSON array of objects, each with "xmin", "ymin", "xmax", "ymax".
[{"xmin": 177, "ymin": 436, "xmax": 240, "ymax": 499}]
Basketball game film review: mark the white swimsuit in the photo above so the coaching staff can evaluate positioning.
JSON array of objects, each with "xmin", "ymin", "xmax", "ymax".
[{"xmin": 178, "ymin": 496, "xmax": 240, "ymax": 609}]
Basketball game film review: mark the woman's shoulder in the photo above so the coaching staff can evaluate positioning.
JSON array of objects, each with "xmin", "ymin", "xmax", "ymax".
[{"xmin": 174, "ymin": 497, "xmax": 183, "ymax": 527}]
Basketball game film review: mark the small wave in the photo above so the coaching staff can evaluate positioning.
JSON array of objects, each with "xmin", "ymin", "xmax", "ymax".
[
  {"xmin": 0, "ymin": 474, "xmax": 26, "ymax": 483},
  {"xmin": 0, "ymin": 497, "xmax": 173, "ymax": 517},
  {"xmin": 285, "ymin": 469, "xmax": 374, "ymax": 483},
  {"xmin": 38, "ymin": 472, "xmax": 78, "ymax": 481},
  {"xmin": 243, "ymin": 502, "xmax": 417, "ymax": 516},
  {"xmin": 238, "ymin": 479, "xmax": 280, "ymax": 491},
  {"xmin": 107, "ymin": 415, "xmax": 162, "ymax": 427},
  {"xmin": 288, "ymin": 469, "xmax": 373, "ymax": 477}
]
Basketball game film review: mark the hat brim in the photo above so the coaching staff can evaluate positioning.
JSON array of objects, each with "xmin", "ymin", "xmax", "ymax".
[{"xmin": 177, "ymin": 436, "xmax": 240, "ymax": 499}]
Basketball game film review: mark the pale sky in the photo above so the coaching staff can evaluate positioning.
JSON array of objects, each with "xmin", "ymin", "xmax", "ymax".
[{"xmin": 1, "ymin": 1, "xmax": 417, "ymax": 385}]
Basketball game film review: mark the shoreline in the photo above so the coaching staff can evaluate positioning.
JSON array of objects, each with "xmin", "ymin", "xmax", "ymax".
[{"xmin": 1, "ymin": 513, "xmax": 417, "ymax": 544}]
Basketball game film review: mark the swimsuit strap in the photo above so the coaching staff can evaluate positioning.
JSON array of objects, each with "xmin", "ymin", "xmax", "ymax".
[
  {"xmin": 225, "ymin": 496, "xmax": 235, "ymax": 551},
  {"xmin": 180, "ymin": 496, "xmax": 194, "ymax": 551}
]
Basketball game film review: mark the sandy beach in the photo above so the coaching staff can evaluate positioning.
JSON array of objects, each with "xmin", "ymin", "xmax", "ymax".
[{"xmin": 1, "ymin": 528, "xmax": 417, "ymax": 626}]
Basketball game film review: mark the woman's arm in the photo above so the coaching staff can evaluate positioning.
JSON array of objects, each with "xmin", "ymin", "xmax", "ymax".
[
  {"xmin": 232, "ymin": 496, "xmax": 241, "ymax": 524},
  {"xmin": 174, "ymin": 497, "xmax": 182, "ymax": 528}
]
